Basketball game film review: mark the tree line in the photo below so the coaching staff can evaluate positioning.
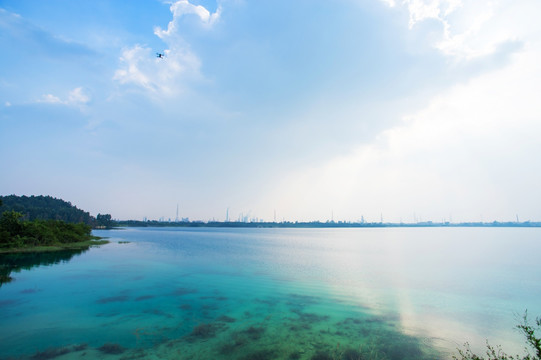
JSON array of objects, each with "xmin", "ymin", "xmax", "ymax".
[
  {"xmin": 0, "ymin": 195, "xmax": 114, "ymax": 228},
  {"xmin": 0, "ymin": 195, "xmax": 113, "ymax": 250}
]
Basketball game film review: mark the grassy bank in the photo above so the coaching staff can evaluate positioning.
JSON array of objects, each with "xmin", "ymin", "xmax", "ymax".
[{"xmin": 0, "ymin": 238, "xmax": 109, "ymax": 254}]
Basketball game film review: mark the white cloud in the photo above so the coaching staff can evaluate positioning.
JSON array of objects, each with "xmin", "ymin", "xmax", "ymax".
[
  {"xmin": 37, "ymin": 87, "xmax": 90, "ymax": 107},
  {"xmin": 113, "ymin": 45, "xmax": 160, "ymax": 92},
  {"xmin": 68, "ymin": 87, "xmax": 90, "ymax": 104},
  {"xmin": 386, "ymin": 0, "xmax": 539, "ymax": 61},
  {"xmin": 39, "ymin": 94, "xmax": 63, "ymax": 104},
  {"xmin": 114, "ymin": 0, "xmax": 219, "ymax": 96},
  {"xmin": 154, "ymin": 0, "xmax": 221, "ymax": 39},
  {"xmin": 380, "ymin": 0, "xmax": 397, "ymax": 7},
  {"xmin": 263, "ymin": 43, "xmax": 541, "ymax": 222},
  {"xmin": 113, "ymin": 43, "xmax": 201, "ymax": 96}
]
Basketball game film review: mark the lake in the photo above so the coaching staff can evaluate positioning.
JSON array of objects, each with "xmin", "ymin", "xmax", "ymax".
[{"xmin": 1, "ymin": 227, "xmax": 540, "ymax": 359}]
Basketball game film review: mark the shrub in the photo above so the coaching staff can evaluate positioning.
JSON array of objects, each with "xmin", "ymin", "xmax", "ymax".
[{"xmin": 455, "ymin": 312, "xmax": 541, "ymax": 360}]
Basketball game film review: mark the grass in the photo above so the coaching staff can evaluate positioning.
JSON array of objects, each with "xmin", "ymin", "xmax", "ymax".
[{"xmin": 0, "ymin": 238, "xmax": 109, "ymax": 254}]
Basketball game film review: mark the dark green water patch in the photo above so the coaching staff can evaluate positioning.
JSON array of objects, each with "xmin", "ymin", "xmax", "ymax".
[
  {"xmin": 96, "ymin": 294, "xmax": 130, "ymax": 304},
  {"xmin": 143, "ymin": 308, "xmax": 174, "ymax": 318},
  {"xmin": 240, "ymin": 348, "xmax": 278, "ymax": 360},
  {"xmin": 98, "ymin": 342, "xmax": 126, "ymax": 355},
  {"xmin": 217, "ymin": 315, "xmax": 237, "ymax": 323},
  {"xmin": 200, "ymin": 295, "xmax": 229, "ymax": 301},
  {"xmin": 30, "ymin": 344, "xmax": 87, "ymax": 360},
  {"xmin": 292, "ymin": 309, "xmax": 330, "ymax": 323},
  {"xmin": 172, "ymin": 287, "xmax": 198, "ymax": 296},
  {"xmin": 30, "ymin": 347, "xmax": 71, "ymax": 360},
  {"xmin": 189, "ymin": 321, "xmax": 228, "ymax": 339}
]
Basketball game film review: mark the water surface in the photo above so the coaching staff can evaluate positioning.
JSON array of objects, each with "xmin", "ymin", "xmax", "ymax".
[{"xmin": 1, "ymin": 227, "xmax": 540, "ymax": 359}]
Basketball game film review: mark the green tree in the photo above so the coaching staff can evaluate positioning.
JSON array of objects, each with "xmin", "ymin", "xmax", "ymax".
[
  {"xmin": 0, "ymin": 211, "xmax": 24, "ymax": 236},
  {"xmin": 96, "ymin": 213, "xmax": 113, "ymax": 228}
]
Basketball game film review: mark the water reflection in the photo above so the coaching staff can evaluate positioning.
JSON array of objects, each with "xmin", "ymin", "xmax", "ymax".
[{"xmin": 0, "ymin": 249, "xmax": 88, "ymax": 287}]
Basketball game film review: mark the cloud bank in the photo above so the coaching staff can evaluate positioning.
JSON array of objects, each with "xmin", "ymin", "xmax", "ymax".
[
  {"xmin": 384, "ymin": 0, "xmax": 532, "ymax": 61},
  {"xmin": 263, "ymin": 0, "xmax": 541, "ymax": 222}
]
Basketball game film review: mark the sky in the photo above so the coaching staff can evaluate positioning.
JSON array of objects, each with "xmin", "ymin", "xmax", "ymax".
[{"xmin": 1, "ymin": 0, "xmax": 540, "ymax": 223}]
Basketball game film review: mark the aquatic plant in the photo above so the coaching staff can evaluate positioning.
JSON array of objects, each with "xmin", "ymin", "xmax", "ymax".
[
  {"xmin": 190, "ymin": 322, "xmax": 227, "ymax": 338},
  {"xmin": 200, "ymin": 295, "xmax": 228, "ymax": 301},
  {"xmin": 292, "ymin": 309, "xmax": 330, "ymax": 323},
  {"xmin": 239, "ymin": 349, "xmax": 278, "ymax": 360},
  {"xmin": 217, "ymin": 315, "xmax": 236, "ymax": 323},
  {"xmin": 98, "ymin": 343, "xmax": 126, "ymax": 355},
  {"xmin": 289, "ymin": 350, "xmax": 303, "ymax": 359},
  {"xmin": 310, "ymin": 342, "xmax": 358, "ymax": 360},
  {"xmin": 342, "ymin": 347, "xmax": 363, "ymax": 360},
  {"xmin": 311, "ymin": 350, "xmax": 335, "ymax": 360},
  {"xmin": 72, "ymin": 343, "xmax": 88, "ymax": 352},
  {"xmin": 172, "ymin": 287, "xmax": 198, "ymax": 296},
  {"xmin": 290, "ymin": 323, "xmax": 312, "ymax": 332},
  {"xmin": 242, "ymin": 325, "xmax": 266, "ymax": 340},
  {"xmin": 143, "ymin": 308, "xmax": 173, "ymax": 318},
  {"xmin": 96, "ymin": 294, "xmax": 129, "ymax": 304},
  {"xmin": 219, "ymin": 333, "xmax": 247, "ymax": 355},
  {"xmin": 30, "ymin": 347, "xmax": 71, "ymax": 360}
]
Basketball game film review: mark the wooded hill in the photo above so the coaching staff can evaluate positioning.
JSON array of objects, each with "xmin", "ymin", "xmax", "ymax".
[{"xmin": 0, "ymin": 195, "xmax": 113, "ymax": 228}]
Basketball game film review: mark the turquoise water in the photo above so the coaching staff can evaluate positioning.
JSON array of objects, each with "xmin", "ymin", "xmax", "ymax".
[{"xmin": 1, "ymin": 227, "xmax": 540, "ymax": 359}]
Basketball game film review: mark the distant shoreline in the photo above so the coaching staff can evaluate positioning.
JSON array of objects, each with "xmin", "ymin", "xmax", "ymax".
[{"xmin": 113, "ymin": 220, "xmax": 541, "ymax": 228}]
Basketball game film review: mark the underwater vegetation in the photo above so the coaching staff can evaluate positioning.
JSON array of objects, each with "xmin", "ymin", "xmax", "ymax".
[
  {"xmin": 217, "ymin": 315, "xmax": 237, "ymax": 323},
  {"xmin": 98, "ymin": 342, "xmax": 126, "ymax": 355},
  {"xmin": 173, "ymin": 287, "xmax": 198, "ymax": 296},
  {"xmin": 242, "ymin": 325, "xmax": 266, "ymax": 341},
  {"xmin": 292, "ymin": 309, "xmax": 330, "ymax": 324},
  {"xmin": 179, "ymin": 303, "xmax": 192, "ymax": 310},
  {"xmin": 6, "ymin": 276, "xmax": 442, "ymax": 360},
  {"xmin": 239, "ymin": 348, "xmax": 278, "ymax": 360},
  {"xmin": 96, "ymin": 294, "xmax": 130, "ymax": 304},
  {"xmin": 30, "ymin": 347, "xmax": 71, "ymax": 360},
  {"xmin": 29, "ymin": 344, "xmax": 87, "ymax": 360},
  {"xmin": 200, "ymin": 295, "xmax": 229, "ymax": 301},
  {"xmin": 190, "ymin": 321, "xmax": 228, "ymax": 339},
  {"xmin": 143, "ymin": 308, "xmax": 174, "ymax": 318}
]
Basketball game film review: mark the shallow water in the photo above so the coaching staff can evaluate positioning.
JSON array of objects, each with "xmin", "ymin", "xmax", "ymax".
[{"xmin": 1, "ymin": 227, "xmax": 540, "ymax": 359}]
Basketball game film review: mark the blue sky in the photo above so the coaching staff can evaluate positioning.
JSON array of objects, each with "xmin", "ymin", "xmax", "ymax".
[{"xmin": 1, "ymin": 0, "xmax": 540, "ymax": 222}]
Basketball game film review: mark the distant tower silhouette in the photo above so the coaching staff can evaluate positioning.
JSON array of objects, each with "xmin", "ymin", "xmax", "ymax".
[
  {"xmin": 175, "ymin": 204, "xmax": 179, "ymax": 222},
  {"xmin": 226, "ymin": 208, "xmax": 229, "ymax": 222}
]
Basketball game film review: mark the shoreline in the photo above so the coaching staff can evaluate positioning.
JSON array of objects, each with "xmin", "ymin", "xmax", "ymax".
[
  {"xmin": 0, "ymin": 238, "xmax": 109, "ymax": 254},
  {"xmin": 112, "ymin": 221, "xmax": 541, "ymax": 229}
]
